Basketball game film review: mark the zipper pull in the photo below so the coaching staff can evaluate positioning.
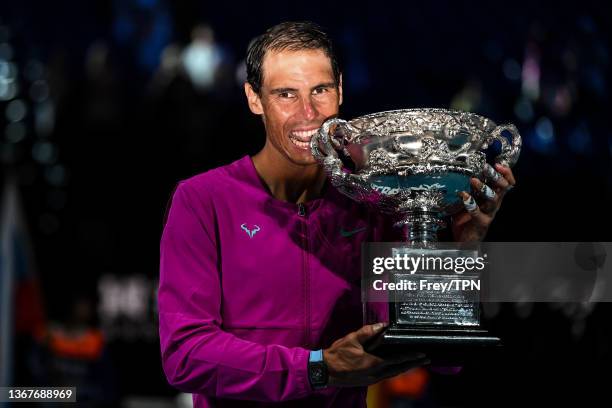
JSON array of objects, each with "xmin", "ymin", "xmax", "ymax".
[{"xmin": 297, "ymin": 203, "xmax": 306, "ymax": 217}]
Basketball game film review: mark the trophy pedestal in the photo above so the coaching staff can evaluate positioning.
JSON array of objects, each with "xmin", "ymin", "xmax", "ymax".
[
  {"xmin": 362, "ymin": 247, "xmax": 501, "ymax": 364},
  {"xmin": 365, "ymin": 327, "xmax": 501, "ymax": 364}
]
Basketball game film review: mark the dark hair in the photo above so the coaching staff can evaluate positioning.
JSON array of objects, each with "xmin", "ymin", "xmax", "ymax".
[{"xmin": 246, "ymin": 21, "xmax": 341, "ymax": 94}]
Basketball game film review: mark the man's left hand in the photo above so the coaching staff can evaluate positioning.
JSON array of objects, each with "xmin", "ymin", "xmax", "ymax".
[{"xmin": 451, "ymin": 163, "xmax": 516, "ymax": 242}]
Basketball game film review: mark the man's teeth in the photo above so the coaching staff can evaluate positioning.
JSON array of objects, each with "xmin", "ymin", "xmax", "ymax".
[
  {"xmin": 290, "ymin": 138, "xmax": 311, "ymax": 149},
  {"xmin": 291, "ymin": 128, "xmax": 318, "ymax": 139},
  {"xmin": 289, "ymin": 128, "xmax": 318, "ymax": 149}
]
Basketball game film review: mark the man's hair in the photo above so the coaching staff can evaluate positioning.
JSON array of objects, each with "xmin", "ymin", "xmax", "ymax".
[{"xmin": 246, "ymin": 21, "xmax": 341, "ymax": 94}]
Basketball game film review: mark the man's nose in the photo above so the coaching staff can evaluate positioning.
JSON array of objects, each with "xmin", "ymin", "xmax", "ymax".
[{"xmin": 299, "ymin": 96, "xmax": 317, "ymax": 121}]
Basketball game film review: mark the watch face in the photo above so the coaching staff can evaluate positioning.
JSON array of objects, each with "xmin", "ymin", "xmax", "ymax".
[
  {"xmin": 312, "ymin": 366, "xmax": 324, "ymax": 381},
  {"xmin": 310, "ymin": 363, "xmax": 328, "ymax": 388}
]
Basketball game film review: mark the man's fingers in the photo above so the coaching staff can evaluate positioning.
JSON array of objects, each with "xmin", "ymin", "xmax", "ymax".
[
  {"xmin": 494, "ymin": 163, "xmax": 517, "ymax": 188},
  {"xmin": 482, "ymin": 163, "xmax": 517, "ymax": 195},
  {"xmin": 469, "ymin": 178, "xmax": 498, "ymax": 214},
  {"xmin": 458, "ymin": 191, "xmax": 491, "ymax": 226},
  {"xmin": 482, "ymin": 164, "xmax": 510, "ymax": 193},
  {"xmin": 353, "ymin": 322, "xmax": 387, "ymax": 345},
  {"xmin": 471, "ymin": 178, "xmax": 497, "ymax": 201},
  {"xmin": 460, "ymin": 191, "xmax": 482, "ymax": 213},
  {"xmin": 482, "ymin": 163, "xmax": 502, "ymax": 183}
]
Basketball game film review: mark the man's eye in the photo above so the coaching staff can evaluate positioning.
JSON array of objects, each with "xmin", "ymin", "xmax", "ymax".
[
  {"xmin": 313, "ymin": 87, "xmax": 329, "ymax": 95},
  {"xmin": 279, "ymin": 92, "xmax": 295, "ymax": 98}
]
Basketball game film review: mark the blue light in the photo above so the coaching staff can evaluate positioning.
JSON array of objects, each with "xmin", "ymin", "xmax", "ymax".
[
  {"xmin": 527, "ymin": 117, "xmax": 557, "ymax": 155},
  {"xmin": 535, "ymin": 117, "xmax": 554, "ymax": 141}
]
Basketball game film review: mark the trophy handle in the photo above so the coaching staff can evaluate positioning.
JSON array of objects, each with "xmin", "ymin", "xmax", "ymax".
[
  {"xmin": 311, "ymin": 117, "xmax": 371, "ymax": 200},
  {"xmin": 311, "ymin": 117, "xmax": 355, "ymax": 168},
  {"xmin": 485, "ymin": 124, "xmax": 522, "ymax": 168},
  {"xmin": 313, "ymin": 117, "xmax": 359, "ymax": 156}
]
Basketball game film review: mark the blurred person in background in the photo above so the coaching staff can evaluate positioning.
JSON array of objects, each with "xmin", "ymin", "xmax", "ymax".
[
  {"xmin": 158, "ymin": 21, "xmax": 515, "ymax": 407},
  {"xmin": 181, "ymin": 24, "xmax": 222, "ymax": 92},
  {"xmin": 29, "ymin": 295, "xmax": 117, "ymax": 407}
]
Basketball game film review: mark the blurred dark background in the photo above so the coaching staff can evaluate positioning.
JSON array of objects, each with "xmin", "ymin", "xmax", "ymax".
[{"xmin": 0, "ymin": 0, "xmax": 610, "ymax": 407}]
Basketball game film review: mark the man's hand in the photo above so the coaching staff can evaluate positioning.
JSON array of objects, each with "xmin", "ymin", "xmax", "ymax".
[
  {"xmin": 323, "ymin": 323, "xmax": 429, "ymax": 387},
  {"xmin": 452, "ymin": 163, "xmax": 516, "ymax": 242}
]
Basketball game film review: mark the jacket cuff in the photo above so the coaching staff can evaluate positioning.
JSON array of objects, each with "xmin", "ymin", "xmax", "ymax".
[{"xmin": 296, "ymin": 347, "xmax": 314, "ymax": 395}]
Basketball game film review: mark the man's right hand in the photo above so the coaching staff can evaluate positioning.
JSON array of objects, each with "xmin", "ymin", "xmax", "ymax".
[{"xmin": 323, "ymin": 322, "xmax": 429, "ymax": 387}]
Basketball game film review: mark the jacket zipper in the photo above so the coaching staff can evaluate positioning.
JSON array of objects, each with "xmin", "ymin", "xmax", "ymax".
[{"xmin": 297, "ymin": 203, "xmax": 311, "ymax": 348}]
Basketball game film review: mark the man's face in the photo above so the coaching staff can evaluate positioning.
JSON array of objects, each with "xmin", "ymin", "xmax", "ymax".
[{"xmin": 245, "ymin": 49, "xmax": 342, "ymax": 166}]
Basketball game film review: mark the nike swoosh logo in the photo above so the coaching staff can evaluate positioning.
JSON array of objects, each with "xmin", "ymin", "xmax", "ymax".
[{"xmin": 340, "ymin": 227, "xmax": 367, "ymax": 238}]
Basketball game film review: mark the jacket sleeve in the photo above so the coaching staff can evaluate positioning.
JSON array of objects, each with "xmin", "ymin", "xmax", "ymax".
[{"xmin": 158, "ymin": 182, "xmax": 313, "ymax": 401}]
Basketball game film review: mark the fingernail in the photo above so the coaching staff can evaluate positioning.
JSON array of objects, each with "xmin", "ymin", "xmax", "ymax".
[
  {"xmin": 463, "ymin": 195, "xmax": 478, "ymax": 212},
  {"xmin": 483, "ymin": 164, "xmax": 501, "ymax": 181},
  {"xmin": 480, "ymin": 184, "xmax": 496, "ymax": 200},
  {"xmin": 373, "ymin": 322, "xmax": 385, "ymax": 332}
]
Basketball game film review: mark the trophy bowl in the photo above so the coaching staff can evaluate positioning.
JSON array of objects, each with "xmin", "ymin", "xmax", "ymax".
[
  {"xmin": 311, "ymin": 108, "xmax": 522, "ymax": 242},
  {"xmin": 311, "ymin": 108, "xmax": 522, "ymax": 362}
]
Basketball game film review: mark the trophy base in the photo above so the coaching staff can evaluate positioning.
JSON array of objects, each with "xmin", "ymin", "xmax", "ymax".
[{"xmin": 365, "ymin": 327, "xmax": 501, "ymax": 365}]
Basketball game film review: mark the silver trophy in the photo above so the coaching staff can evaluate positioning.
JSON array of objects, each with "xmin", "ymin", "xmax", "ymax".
[{"xmin": 311, "ymin": 108, "xmax": 522, "ymax": 360}]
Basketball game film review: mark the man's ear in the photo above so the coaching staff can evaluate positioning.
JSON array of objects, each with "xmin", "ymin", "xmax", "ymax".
[
  {"xmin": 244, "ymin": 82, "xmax": 264, "ymax": 115},
  {"xmin": 338, "ymin": 74, "xmax": 343, "ymax": 107}
]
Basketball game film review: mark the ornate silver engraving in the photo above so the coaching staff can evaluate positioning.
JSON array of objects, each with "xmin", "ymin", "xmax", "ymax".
[{"xmin": 311, "ymin": 109, "xmax": 522, "ymax": 242}]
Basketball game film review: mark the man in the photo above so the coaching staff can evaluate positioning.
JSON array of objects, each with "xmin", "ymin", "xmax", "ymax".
[{"xmin": 158, "ymin": 21, "xmax": 515, "ymax": 407}]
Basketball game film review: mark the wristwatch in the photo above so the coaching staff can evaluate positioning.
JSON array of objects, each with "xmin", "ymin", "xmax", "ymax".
[{"xmin": 308, "ymin": 349, "xmax": 328, "ymax": 389}]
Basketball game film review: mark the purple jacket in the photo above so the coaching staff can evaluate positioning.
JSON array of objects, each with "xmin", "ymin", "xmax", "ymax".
[{"xmin": 159, "ymin": 156, "xmax": 392, "ymax": 407}]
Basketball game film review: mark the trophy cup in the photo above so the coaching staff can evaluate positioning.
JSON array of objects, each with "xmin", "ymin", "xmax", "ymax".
[{"xmin": 311, "ymin": 109, "xmax": 521, "ymax": 361}]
